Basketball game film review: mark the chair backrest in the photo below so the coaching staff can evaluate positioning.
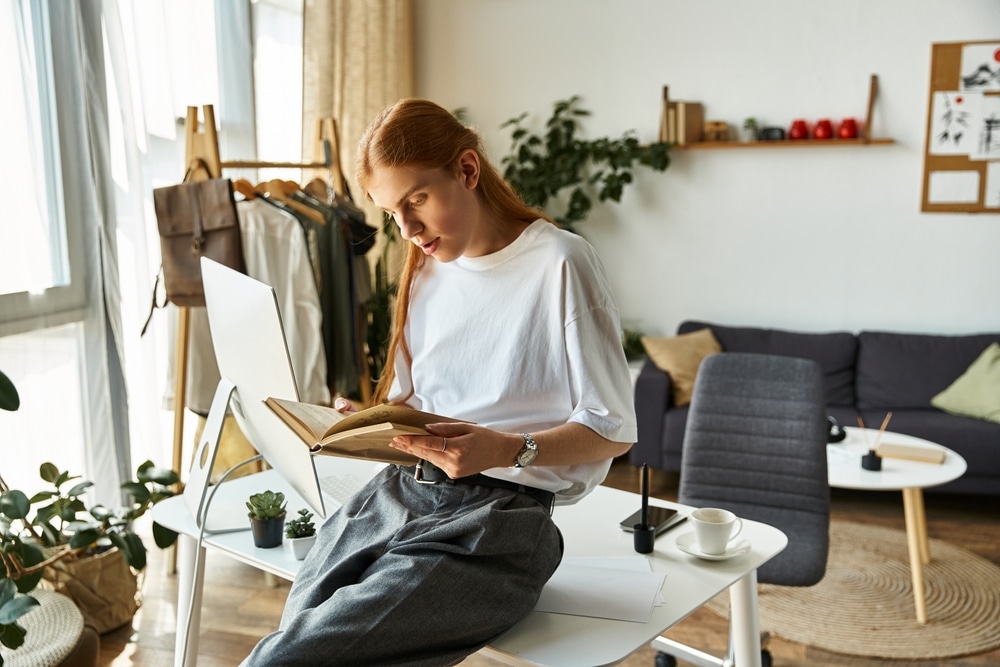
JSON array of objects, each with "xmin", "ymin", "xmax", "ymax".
[{"xmin": 679, "ymin": 352, "xmax": 829, "ymax": 586}]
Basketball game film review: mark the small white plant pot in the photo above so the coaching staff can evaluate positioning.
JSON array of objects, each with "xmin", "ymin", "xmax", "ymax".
[{"xmin": 287, "ymin": 534, "xmax": 316, "ymax": 560}]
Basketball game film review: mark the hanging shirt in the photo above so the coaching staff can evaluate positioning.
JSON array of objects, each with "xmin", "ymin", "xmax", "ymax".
[{"xmin": 164, "ymin": 198, "xmax": 330, "ymax": 413}]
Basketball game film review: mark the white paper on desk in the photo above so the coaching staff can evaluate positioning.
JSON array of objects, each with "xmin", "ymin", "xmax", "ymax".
[
  {"xmin": 561, "ymin": 556, "xmax": 665, "ymax": 605},
  {"xmin": 533, "ymin": 559, "xmax": 665, "ymax": 623}
]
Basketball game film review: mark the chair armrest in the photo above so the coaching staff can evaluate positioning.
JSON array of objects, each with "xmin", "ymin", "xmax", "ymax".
[{"xmin": 630, "ymin": 358, "xmax": 674, "ymax": 468}]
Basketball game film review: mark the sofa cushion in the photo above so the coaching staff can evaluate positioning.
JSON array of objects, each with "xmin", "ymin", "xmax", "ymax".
[
  {"xmin": 678, "ymin": 321, "xmax": 858, "ymax": 406},
  {"xmin": 856, "ymin": 331, "xmax": 1000, "ymax": 410},
  {"xmin": 930, "ymin": 342, "xmax": 1000, "ymax": 424},
  {"xmin": 642, "ymin": 328, "xmax": 722, "ymax": 406}
]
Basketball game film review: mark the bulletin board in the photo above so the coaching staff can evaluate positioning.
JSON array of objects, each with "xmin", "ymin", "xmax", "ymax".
[{"xmin": 920, "ymin": 40, "xmax": 1000, "ymax": 213}]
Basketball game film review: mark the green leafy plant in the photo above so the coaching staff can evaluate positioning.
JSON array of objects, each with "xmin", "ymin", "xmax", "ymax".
[
  {"xmin": 0, "ymin": 461, "xmax": 180, "ymax": 582},
  {"xmin": 622, "ymin": 328, "xmax": 647, "ymax": 361},
  {"xmin": 246, "ymin": 490, "xmax": 287, "ymax": 521},
  {"xmin": 500, "ymin": 96, "xmax": 671, "ymax": 231},
  {"xmin": 284, "ymin": 508, "xmax": 316, "ymax": 539},
  {"xmin": 742, "ymin": 116, "xmax": 759, "ymax": 141},
  {"xmin": 0, "ymin": 369, "xmax": 179, "ymax": 662},
  {"xmin": 0, "ymin": 369, "xmax": 34, "ymax": 661}
]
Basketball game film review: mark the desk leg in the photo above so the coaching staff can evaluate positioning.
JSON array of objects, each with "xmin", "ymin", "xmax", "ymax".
[
  {"xmin": 729, "ymin": 570, "xmax": 762, "ymax": 667},
  {"xmin": 901, "ymin": 487, "xmax": 928, "ymax": 625},
  {"xmin": 176, "ymin": 534, "xmax": 206, "ymax": 667}
]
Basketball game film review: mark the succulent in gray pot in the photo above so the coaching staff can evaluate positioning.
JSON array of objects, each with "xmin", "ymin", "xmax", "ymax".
[{"xmin": 246, "ymin": 490, "xmax": 287, "ymax": 549}]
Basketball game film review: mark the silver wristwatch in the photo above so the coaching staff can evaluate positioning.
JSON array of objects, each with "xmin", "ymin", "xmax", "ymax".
[{"xmin": 514, "ymin": 433, "xmax": 538, "ymax": 468}]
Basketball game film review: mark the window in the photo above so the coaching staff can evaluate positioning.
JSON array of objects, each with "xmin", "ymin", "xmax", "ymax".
[{"xmin": 0, "ymin": 0, "xmax": 86, "ymax": 336}]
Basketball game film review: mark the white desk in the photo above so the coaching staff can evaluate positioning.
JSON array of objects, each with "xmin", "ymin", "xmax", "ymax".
[
  {"xmin": 153, "ymin": 458, "xmax": 787, "ymax": 667},
  {"xmin": 827, "ymin": 427, "xmax": 967, "ymax": 624}
]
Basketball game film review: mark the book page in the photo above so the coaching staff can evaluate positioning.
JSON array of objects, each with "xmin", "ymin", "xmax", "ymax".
[
  {"xmin": 267, "ymin": 398, "xmax": 346, "ymax": 442},
  {"xmin": 327, "ymin": 404, "xmax": 461, "ymax": 436}
]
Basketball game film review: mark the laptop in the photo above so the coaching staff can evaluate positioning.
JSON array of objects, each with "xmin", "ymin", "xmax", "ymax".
[{"xmin": 187, "ymin": 257, "xmax": 381, "ymax": 533}]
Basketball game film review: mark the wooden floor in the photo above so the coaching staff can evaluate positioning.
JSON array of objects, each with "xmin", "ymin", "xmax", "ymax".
[{"xmin": 98, "ymin": 461, "xmax": 1000, "ymax": 667}]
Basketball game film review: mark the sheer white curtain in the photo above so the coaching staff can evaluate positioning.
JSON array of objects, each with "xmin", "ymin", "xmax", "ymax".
[{"xmin": 0, "ymin": 0, "xmax": 260, "ymax": 502}]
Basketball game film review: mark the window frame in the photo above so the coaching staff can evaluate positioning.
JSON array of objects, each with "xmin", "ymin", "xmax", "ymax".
[{"xmin": 0, "ymin": 0, "xmax": 88, "ymax": 338}]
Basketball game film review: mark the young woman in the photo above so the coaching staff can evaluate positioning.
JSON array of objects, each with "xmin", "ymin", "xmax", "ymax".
[{"xmin": 242, "ymin": 98, "xmax": 637, "ymax": 666}]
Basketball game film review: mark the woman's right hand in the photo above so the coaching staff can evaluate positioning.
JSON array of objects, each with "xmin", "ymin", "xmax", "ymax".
[{"xmin": 333, "ymin": 397, "xmax": 358, "ymax": 414}]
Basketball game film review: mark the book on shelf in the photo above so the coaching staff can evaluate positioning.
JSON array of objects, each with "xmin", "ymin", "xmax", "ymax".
[
  {"xmin": 675, "ymin": 102, "xmax": 704, "ymax": 145},
  {"xmin": 875, "ymin": 441, "xmax": 946, "ymax": 464},
  {"xmin": 264, "ymin": 397, "xmax": 464, "ymax": 466}
]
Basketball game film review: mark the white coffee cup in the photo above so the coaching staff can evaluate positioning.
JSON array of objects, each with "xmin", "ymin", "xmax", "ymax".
[{"xmin": 691, "ymin": 507, "xmax": 744, "ymax": 555}]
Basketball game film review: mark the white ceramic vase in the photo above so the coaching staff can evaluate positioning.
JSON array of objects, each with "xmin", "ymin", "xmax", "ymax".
[{"xmin": 287, "ymin": 534, "xmax": 316, "ymax": 560}]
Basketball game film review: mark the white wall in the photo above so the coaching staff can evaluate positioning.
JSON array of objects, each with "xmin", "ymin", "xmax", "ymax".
[{"xmin": 414, "ymin": 0, "xmax": 1000, "ymax": 338}]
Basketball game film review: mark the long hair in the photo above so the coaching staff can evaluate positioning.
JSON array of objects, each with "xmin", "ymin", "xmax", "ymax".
[{"xmin": 356, "ymin": 99, "xmax": 549, "ymax": 404}]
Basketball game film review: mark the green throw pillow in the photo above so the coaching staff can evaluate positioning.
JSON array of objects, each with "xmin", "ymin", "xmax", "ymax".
[{"xmin": 931, "ymin": 342, "xmax": 1000, "ymax": 424}]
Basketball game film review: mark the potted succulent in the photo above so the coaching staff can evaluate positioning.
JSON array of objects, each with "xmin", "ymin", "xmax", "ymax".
[
  {"xmin": 284, "ymin": 508, "xmax": 317, "ymax": 560},
  {"xmin": 246, "ymin": 490, "xmax": 287, "ymax": 549},
  {"xmin": 742, "ymin": 116, "xmax": 759, "ymax": 142}
]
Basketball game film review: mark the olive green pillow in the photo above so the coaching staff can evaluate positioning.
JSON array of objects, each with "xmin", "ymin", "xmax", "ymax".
[
  {"xmin": 642, "ymin": 328, "xmax": 722, "ymax": 406},
  {"xmin": 931, "ymin": 342, "xmax": 1000, "ymax": 424}
]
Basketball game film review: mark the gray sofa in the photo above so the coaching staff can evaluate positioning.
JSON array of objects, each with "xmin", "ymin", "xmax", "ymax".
[{"xmin": 632, "ymin": 320, "xmax": 1000, "ymax": 495}]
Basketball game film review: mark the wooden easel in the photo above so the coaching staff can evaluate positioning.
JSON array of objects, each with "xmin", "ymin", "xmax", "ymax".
[{"xmin": 173, "ymin": 105, "xmax": 368, "ymax": 483}]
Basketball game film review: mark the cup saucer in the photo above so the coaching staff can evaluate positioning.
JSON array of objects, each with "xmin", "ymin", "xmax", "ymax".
[{"xmin": 675, "ymin": 532, "xmax": 752, "ymax": 561}]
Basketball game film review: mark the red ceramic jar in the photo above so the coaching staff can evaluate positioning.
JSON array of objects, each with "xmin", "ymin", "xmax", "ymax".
[
  {"xmin": 789, "ymin": 119, "xmax": 809, "ymax": 140},
  {"xmin": 813, "ymin": 119, "xmax": 834, "ymax": 140},
  {"xmin": 838, "ymin": 118, "xmax": 859, "ymax": 139}
]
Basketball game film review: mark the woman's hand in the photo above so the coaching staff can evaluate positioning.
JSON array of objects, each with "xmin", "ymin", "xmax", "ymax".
[
  {"xmin": 389, "ymin": 422, "xmax": 520, "ymax": 479},
  {"xmin": 333, "ymin": 397, "xmax": 358, "ymax": 414}
]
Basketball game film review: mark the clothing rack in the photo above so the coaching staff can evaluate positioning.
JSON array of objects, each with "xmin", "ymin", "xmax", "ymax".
[{"xmin": 173, "ymin": 104, "xmax": 366, "ymax": 482}]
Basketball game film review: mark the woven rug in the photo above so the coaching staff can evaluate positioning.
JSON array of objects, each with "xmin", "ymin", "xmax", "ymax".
[{"xmin": 707, "ymin": 520, "xmax": 1000, "ymax": 659}]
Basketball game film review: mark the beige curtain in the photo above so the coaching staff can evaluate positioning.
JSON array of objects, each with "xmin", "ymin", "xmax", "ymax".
[{"xmin": 302, "ymin": 0, "xmax": 414, "ymax": 199}]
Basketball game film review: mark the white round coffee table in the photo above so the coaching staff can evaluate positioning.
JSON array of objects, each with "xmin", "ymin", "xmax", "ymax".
[{"xmin": 827, "ymin": 427, "xmax": 967, "ymax": 624}]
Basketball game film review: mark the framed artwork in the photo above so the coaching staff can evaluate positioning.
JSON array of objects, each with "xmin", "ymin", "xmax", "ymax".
[{"xmin": 921, "ymin": 40, "xmax": 1000, "ymax": 213}]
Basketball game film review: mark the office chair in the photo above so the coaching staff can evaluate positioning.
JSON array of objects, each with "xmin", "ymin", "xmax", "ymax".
[{"xmin": 652, "ymin": 352, "xmax": 830, "ymax": 667}]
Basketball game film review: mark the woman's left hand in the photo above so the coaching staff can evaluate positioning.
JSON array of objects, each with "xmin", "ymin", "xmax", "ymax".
[{"xmin": 389, "ymin": 422, "xmax": 519, "ymax": 479}]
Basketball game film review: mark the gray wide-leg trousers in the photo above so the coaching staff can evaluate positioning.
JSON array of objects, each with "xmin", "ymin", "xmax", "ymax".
[{"xmin": 241, "ymin": 465, "xmax": 563, "ymax": 666}]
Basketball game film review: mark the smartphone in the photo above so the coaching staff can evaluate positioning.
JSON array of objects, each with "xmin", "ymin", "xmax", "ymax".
[{"xmin": 619, "ymin": 506, "xmax": 687, "ymax": 535}]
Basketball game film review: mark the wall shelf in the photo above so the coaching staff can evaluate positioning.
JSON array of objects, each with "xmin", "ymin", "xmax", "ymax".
[{"xmin": 673, "ymin": 137, "xmax": 895, "ymax": 151}]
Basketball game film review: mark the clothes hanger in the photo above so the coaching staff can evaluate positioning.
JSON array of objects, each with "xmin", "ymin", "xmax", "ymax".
[
  {"xmin": 257, "ymin": 179, "xmax": 325, "ymax": 224},
  {"xmin": 233, "ymin": 178, "xmax": 258, "ymax": 199}
]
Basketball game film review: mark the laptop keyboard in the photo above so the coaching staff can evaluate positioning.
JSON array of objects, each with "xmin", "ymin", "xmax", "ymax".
[{"xmin": 319, "ymin": 472, "xmax": 367, "ymax": 507}]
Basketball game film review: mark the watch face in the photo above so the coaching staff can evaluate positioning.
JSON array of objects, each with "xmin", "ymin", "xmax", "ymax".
[{"xmin": 517, "ymin": 447, "xmax": 538, "ymax": 467}]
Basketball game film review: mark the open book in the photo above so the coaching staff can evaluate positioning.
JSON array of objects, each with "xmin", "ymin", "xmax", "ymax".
[{"xmin": 264, "ymin": 397, "xmax": 463, "ymax": 465}]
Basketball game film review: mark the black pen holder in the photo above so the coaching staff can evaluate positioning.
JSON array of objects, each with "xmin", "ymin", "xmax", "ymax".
[
  {"xmin": 633, "ymin": 524, "xmax": 656, "ymax": 554},
  {"xmin": 861, "ymin": 450, "xmax": 882, "ymax": 471}
]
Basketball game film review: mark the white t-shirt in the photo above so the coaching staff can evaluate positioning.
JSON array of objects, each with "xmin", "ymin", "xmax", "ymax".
[{"xmin": 388, "ymin": 219, "xmax": 637, "ymax": 504}]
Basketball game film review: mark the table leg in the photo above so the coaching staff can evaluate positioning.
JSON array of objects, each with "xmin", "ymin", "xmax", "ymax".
[
  {"xmin": 901, "ymin": 487, "xmax": 928, "ymax": 625},
  {"xmin": 175, "ymin": 533, "xmax": 206, "ymax": 667},
  {"xmin": 729, "ymin": 570, "xmax": 763, "ymax": 667}
]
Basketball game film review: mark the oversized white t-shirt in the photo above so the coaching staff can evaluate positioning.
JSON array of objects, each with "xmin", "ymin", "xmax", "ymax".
[{"xmin": 388, "ymin": 219, "xmax": 637, "ymax": 504}]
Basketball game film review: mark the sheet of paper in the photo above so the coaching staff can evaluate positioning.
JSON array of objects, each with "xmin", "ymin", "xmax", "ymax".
[
  {"xmin": 959, "ymin": 43, "xmax": 1000, "ymax": 92},
  {"xmin": 928, "ymin": 92, "xmax": 980, "ymax": 156},
  {"xmin": 986, "ymin": 162, "xmax": 1000, "ymax": 208},
  {"xmin": 827, "ymin": 444, "xmax": 856, "ymax": 465},
  {"xmin": 561, "ymin": 556, "xmax": 665, "ymax": 604},
  {"xmin": 533, "ymin": 558, "xmax": 666, "ymax": 623},
  {"xmin": 927, "ymin": 170, "xmax": 980, "ymax": 203}
]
